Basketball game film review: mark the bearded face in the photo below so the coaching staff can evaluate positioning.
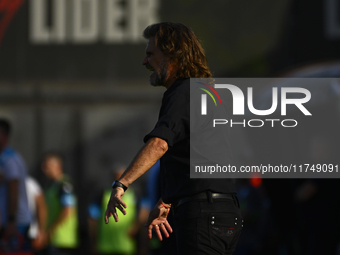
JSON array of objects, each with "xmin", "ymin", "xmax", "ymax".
[
  {"xmin": 147, "ymin": 58, "xmax": 170, "ymax": 87},
  {"xmin": 142, "ymin": 37, "xmax": 176, "ymax": 88}
]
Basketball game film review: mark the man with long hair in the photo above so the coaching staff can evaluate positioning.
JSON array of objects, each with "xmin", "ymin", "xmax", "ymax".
[{"xmin": 105, "ymin": 22, "xmax": 242, "ymax": 255}]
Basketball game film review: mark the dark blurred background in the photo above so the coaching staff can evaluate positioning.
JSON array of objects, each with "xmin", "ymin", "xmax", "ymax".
[{"xmin": 1, "ymin": 0, "xmax": 340, "ymax": 254}]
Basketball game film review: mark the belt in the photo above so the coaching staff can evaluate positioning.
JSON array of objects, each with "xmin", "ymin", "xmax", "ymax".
[{"xmin": 173, "ymin": 192, "xmax": 234, "ymax": 210}]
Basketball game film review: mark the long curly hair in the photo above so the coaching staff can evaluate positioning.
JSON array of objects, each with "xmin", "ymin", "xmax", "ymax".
[{"xmin": 143, "ymin": 22, "xmax": 212, "ymax": 78}]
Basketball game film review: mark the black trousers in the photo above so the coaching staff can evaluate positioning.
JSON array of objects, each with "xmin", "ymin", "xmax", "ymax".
[{"xmin": 173, "ymin": 194, "xmax": 242, "ymax": 255}]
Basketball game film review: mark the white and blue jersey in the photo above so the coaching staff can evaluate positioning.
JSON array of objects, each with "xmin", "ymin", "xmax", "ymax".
[{"xmin": 0, "ymin": 147, "xmax": 31, "ymax": 226}]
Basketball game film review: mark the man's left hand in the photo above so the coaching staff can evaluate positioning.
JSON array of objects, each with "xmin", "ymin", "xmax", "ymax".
[{"xmin": 146, "ymin": 201, "xmax": 173, "ymax": 241}]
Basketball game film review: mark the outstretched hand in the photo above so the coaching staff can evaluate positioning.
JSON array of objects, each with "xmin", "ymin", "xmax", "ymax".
[
  {"xmin": 104, "ymin": 187, "xmax": 127, "ymax": 223},
  {"xmin": 146, "ymin": 201, "xmax": 173, "ymax": 241}
]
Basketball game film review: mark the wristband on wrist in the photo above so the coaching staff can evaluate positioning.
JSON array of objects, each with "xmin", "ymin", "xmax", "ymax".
[
  {"xmin": 111, "ymin": 180, "xmax": 128, "ymax": 192},
  {"xmin": 160, "ymin": 202, "xmax": 171, "ymax": 216},
  {"xmin": 160, "ymin": 202, "xmax": 171, "ymax": 209}
]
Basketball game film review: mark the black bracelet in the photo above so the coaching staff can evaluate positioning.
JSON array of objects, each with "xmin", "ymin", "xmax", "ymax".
[{"xmin": 112, "ymin": 180, "xmax": 128, "ymax": 192}]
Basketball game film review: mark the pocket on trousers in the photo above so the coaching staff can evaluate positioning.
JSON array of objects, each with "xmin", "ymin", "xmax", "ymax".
[{"xmin": 208, "ymin": 212, "xmax": 243, "ymax": 253}]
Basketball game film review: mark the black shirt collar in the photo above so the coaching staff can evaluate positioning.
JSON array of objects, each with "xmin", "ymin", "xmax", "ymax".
[{"xmin": 164, "ymin": 78, "xmax": 187, "ymax": 97}]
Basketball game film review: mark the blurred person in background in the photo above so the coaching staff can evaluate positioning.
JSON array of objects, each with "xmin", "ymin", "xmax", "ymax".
[
  {"xmin": 105, "ymin": 22, "xmax": 242, "ymax": 255},
  {"xmin": 88, "ymin": 166, "xmax": 137, "ymax": 255},
  {"xmin": 0, "ymin": 118, "xmax": 32, "ymax": 253},
  {"xmin": 41, "ymin": 153, "xmax": 78, "ymax": 255},
  {"xmin": 25, "ymin": 175, "xmax": 48, "ymax": 254}
]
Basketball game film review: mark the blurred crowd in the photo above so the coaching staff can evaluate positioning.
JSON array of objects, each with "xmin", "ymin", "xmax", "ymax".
[
  {"xmin": 0, "ymin": 117, "xmax": 171, "ymax": 255},
  {"xmin": 0, "ymin": 118, "xmax": 79, "ymax": 255}
]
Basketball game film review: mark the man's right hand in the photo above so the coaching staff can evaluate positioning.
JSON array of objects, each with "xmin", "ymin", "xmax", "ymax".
[
  {"xmin": 146, "ymin": 201, "xmax": 173, "ymax": 241},
  {"xmin": 104, "ymin": 187, "xmax": 127, "ymax": 223}
]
